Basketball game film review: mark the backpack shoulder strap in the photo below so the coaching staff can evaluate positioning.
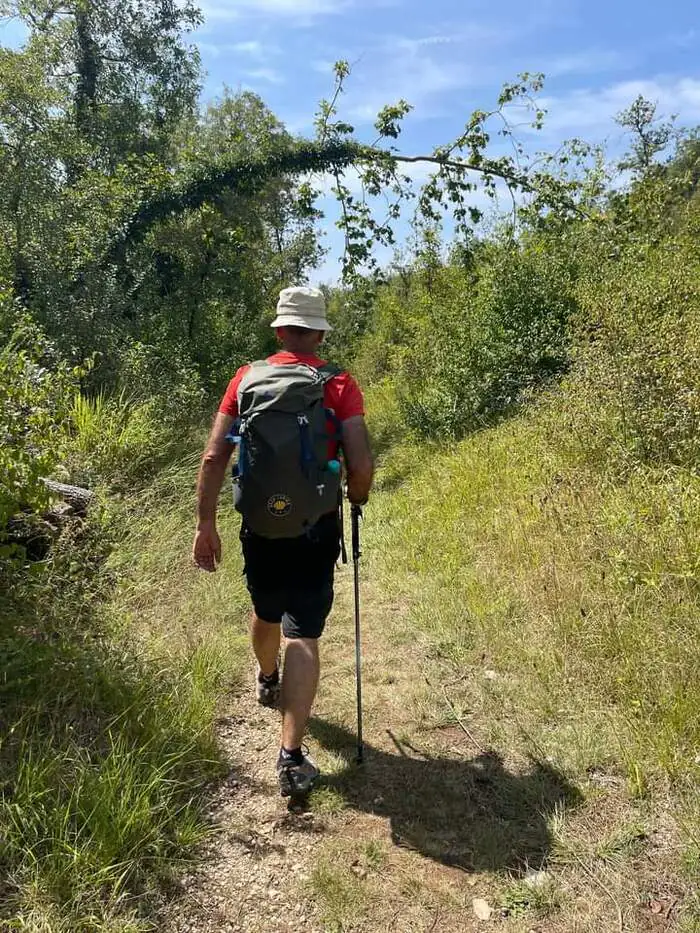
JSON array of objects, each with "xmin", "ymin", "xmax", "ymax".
[
  {"xmin": 237, "ymin": 359, "xmax": 269, "ymax": 385},
  {"xmin": 316, "ymin": 362, "xmax": 343, "ymax": 385},
  {"xmin": 315, "ymin": 363, "xmax": 345, "ymax": 443}
]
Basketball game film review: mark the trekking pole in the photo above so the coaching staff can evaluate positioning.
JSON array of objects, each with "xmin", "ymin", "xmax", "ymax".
[{"xmin": 351, "ymin": 504, "xmax": 364, "ymax": 765}]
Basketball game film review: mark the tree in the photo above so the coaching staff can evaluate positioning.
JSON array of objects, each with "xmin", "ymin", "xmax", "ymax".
[
  {"xmin": 1, "ymin": 0, "xmax": 202, "ymax": 169},
  {"xmin": 0, "ymin": 0, "xmax": 203, "ymax": 368},
  {"xmin": 0, "ymin": 7, "xmax": 590, "ymax": 401},
  {"xmin": 616, "ymin": 95, "xmax": 675, "ymax": 176},
  {"xmin": 124, "ymin": 89, "xmax": 327, "ymax": 392}
]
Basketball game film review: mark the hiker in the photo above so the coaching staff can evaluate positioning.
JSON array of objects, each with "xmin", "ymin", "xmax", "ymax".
[{"xmin": 193, "ymin": 286, "xmax": 374, "ymax": 798}]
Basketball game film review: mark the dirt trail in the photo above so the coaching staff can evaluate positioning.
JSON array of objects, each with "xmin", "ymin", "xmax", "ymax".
[
  {"xmin": 162, "ymin": 691, "xmax": 329, "ymax": 933},
  {"xmin": 160, "ymin": 562, "xmax": 671, "ymax": 933}
]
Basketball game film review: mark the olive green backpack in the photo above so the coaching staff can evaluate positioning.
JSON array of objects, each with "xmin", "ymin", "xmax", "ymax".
[{"xmin": 229, "ymin": 360, "xmax": 342, "ymax": 538}]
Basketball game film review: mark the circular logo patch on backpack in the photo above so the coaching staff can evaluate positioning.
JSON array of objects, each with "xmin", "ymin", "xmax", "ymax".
[{"xmin": 267, "ymin": 494, "xmax": 292, "ymax": 518}]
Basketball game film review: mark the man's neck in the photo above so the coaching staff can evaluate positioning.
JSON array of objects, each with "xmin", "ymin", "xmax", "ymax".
[{"xmin": 278, "ymin": 345, "xmax": 320, "ymax": 356}]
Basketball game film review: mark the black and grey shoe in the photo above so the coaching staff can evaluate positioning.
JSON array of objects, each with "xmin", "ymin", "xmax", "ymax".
[
  {"xmin": 255, "ymin": 666, "xmax": 281, "ymax": 708},
  {"xmin": 276, "ymin": 749, "xmax": 320, "ymax": 798}
]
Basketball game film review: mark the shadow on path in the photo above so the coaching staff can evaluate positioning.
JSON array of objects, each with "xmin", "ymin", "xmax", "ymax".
[{"xmin": 309, "ymin": 718, "xmax": 583, "ymax": 874}]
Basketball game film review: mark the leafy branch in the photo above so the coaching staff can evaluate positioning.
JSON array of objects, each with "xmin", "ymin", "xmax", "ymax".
[{"xmin": 103, "ymin": 68, "xmax": 588, "ymax": 278}]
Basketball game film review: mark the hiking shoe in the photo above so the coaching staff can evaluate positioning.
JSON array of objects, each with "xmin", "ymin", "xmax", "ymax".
[
  {"xmin": 276, "ymin": 749, "xmax": 320, "ymax": 799},
  {"xmin": 255, "ymin": 666, "xmax": 281, "ymax": 708}
]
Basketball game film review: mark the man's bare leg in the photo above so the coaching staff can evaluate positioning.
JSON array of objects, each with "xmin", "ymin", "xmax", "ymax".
[
  {"xmin": 251, "ymin": 615, "xmax": 281, "ymax": 676},
  {"xmin": 281, "ymin": 637, "xmax": 320, "ymax": 750}
]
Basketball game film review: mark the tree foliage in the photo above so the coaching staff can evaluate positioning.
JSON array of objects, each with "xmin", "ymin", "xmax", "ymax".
[
  {"xmin": 337, "ymin": 107, "xmax": 700, "ymax": 474},
  {"xmin": 1, "ymin": 4, "xmax": 698, "ymax": 501},
  {"xmin": 616, "ymin": 94, "xmax": 675, "ymax": 176}
]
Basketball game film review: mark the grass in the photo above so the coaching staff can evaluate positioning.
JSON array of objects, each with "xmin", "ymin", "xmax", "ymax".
[
  {"xmin": 364, "ymin": 381, "xmax": 700, "ymax": 802},
  {"xmin": 499, "ymin": 875, "xmax": 564, "ymax": 919},
  {"xmin": 309, "ymin": 855, "xmax": 368, "ymax": 932},
  {"xmin": 0, "ymin": 626, "xmax": 227, "ymax": 931},
  {"xmin": 310, "ymin": 784, "xmax": 348, "ymax": 815},
  {"xmin": 307, "ymin": 839, "xmax": 392, "ymax": 931},
  {"xmin": 4, "ymin": 363, "xmax": 700, "ymax": 929},
  {"xmin": 354, "ymin": 377, "xmax": 700, "ymax": 926},
  {"xmin": 0, "ymin": 454, "xmax": 250, "ymax": 931}
]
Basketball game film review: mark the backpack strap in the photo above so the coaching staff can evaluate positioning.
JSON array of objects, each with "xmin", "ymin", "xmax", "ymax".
[
  {"xmin": 317, "ymin": 364, "xmax": 344, "ymax": 442},
  {"xmin": 246, "ymin": 359, "xmax": 341, "ymax": 378},
  {"xmin": 316, "ymin": 362, "xmax": 343, "ymax": 385},
  {"xmin": 317, "ymin": 364, "xmax": 348, "ymax": 565},
  {"xmin": 226, "ymin": 419, "xmax": 247, "ymax": 479},
  {"xmin": 311, "ymin": 362, "xmax": 348, "ymax": 560}
]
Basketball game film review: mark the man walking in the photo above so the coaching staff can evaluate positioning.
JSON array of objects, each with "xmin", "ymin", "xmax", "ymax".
[{"xmin": 193, "ymin": 286, "xmax": 374, "ymax": 798}]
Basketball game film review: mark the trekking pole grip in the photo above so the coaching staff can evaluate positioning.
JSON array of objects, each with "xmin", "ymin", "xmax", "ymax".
[{"xmin": 351, "ymin": 505, "xmax": 362, "ymax": 562}]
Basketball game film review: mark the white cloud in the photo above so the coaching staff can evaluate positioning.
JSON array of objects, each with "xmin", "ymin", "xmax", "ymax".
[
  {"xmin": 244, "ymin": 67, "xmax": 284, "ymax": 84},
  {"xmin": 536, "ymin": 76, "xmax": 700, "ymax": 140},
  {"xmin": 393, "ymin": 25, "xmax": 508, "ymax": 55},
  {"xmin": 545, "ymin": 48, "xmax": 636, "ymax": 78},
  {"xmin": 197, "ymin": 30, "xmax": 284, "ymax": 65},
  {"xmin": 198, "ymin": 0, "xmax": 347, "ymax": 20},
  {"xmin": 345, "ymin": 48, "xmax": 475, "ymax": 125},
  {"xmin": 232, "ymin": 40, "xmax": 267, "ymax": 57},
  {"xmin": 195, "ymin": 36, "xmax": 280, "ymax": 63},
  {"xmin": 197, "ymin": 40, "xmax": 224, "ymax": 58},
  {"xmin": 197, "ymin": 3, "xmax": 240, "ymax": 21},
  {"xmin": 311, "ymin": 59, "xmax": 338, "ymax": 75},
  {"xmin": 337, "ymin": 25, "xmax": 517, "ymax": 126},
  {"xmin": 393, "ymin": 34, "xmax": 461, "ymax": 53}
]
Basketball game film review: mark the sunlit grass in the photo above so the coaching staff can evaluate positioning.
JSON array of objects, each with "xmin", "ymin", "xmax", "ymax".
[
  {"xmin": 308, "ymin": 855, "xmax": 369, "ymax": 932},
  {"xmin": 364, "ymin": 382, "xmax": 700, "ymax": 822}
]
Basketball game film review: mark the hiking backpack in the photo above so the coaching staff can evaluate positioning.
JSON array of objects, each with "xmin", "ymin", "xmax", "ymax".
[{"xmin": 229, "ymin": 360, "xmax": 343, "ymax": 539}]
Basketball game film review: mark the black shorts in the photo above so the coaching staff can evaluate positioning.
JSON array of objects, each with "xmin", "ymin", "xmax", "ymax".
[{"xmin": 240, "ymin": 513, "xmax": 341, "ymax": 640}]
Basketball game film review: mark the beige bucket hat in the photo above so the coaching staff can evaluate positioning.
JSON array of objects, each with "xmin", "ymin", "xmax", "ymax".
[{"xmin": 270, "ymin": 286, "xmax": 333, "ymax": 331}]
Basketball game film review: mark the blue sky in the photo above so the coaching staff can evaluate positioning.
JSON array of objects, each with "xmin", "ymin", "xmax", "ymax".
[
  {"xmin": 3, "ymin": 1, "xmax": 699, "ymax": 282},
  {"xmin": 193, "ymin": 0, "xmax": 699, "ymax": 282}
]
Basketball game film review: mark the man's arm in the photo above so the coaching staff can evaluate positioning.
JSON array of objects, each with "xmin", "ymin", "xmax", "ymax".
[
  {"xmin": 342, "ymin": 415, "xmax": 374, "ymax": 505},
  {"xmin": 193, "ymin": 412, "xmax": 235, "ymax": 572}
]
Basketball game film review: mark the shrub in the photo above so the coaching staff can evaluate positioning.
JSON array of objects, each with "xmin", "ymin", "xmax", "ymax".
[
  {"xmin": 118, "ymin": 340, "xmax": 206, "ymax": 421},
  {"xmin": 358, "ymin": 240, "xmax": 577, "ymax": 440},
  {"xmin": 568, "ymin": 199, "xmax": 700, "ymax": 471},
  {"xmin": 0, "ymin": 291, "xmax": 76, "ymax": 540}
]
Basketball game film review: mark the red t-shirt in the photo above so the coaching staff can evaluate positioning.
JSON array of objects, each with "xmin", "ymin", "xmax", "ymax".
[{"xmin": 219, "ymin": 352, "xmax": 365, "ymax": 424}]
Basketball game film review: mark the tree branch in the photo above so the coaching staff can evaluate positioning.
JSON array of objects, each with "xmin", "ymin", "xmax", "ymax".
[
  {"xmin": 100, "ymin": 137, "xmax": 587, "ymax": 271},
  {"xmin": 105, "ymin": 140, "xmax": 364, "ymax": 260},
  {"xmin": 391, "ymin": 153, "xmax": 529, "ymax": 186}
]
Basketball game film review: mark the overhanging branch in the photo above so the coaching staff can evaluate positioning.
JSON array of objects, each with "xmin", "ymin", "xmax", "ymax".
[
  {"xmin": 107, "ymin": 140, "xmax": 363, "ymax": 259},
  {"xmin": 103, "ymin": 137, "xmax": 584, "ymax": 267}
]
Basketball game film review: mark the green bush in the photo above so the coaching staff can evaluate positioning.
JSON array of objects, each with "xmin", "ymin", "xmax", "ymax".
[
  {"xmin": 568, "ymin": 199, "xmax": 700, "ymax": 471},
  {"xmin": 351, "ymin": 285, "xmax": 420, "ymax": 387},
  {"xmin": 118, "ymin": 340, "xmax": 206, "ymax": 419},
  {"xmin": 0, "ymin": 291, "xmax": 76, "ymax": 539},
  {"xmin": 353, "ymin": 239, "xmax": 577, "ymax": 441}
]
